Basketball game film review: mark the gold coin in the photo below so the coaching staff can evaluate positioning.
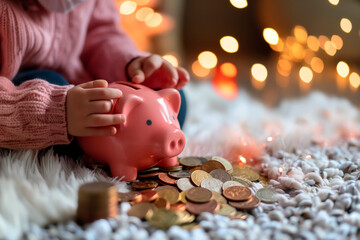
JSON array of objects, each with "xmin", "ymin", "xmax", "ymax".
[
  {"xmin": 216, "ymin": 204, "xmax": 237, "ymax": 216},
  {"xmin": 190, "ymin": 170, "xmax": 211, "ymax": 186},
  {"xmin": 153, "ymin": 197, "xmax": 170, "ymax": 209},
  {"xmin": 255, "ymin": 188, "xmax": 278, "ymax": 203},
  {"xmin": 210, "ymin": 191, "xmax": 228, "ymax": 205},
  {"xmin": 180, "ymin": 191, "xmax": 187, "ymax": 203},
  {"xmin": 185, "ymin": 187, "xmax": 212, "ymax": 203},
  {"xmin": 259, "ymin": 176, "xmax": 270, "ymax": 187},
  {"xmin": 127, "ymin": 202, "xmax": 154, "ymax": 219},
  {"xmin": 201, "ymin": 160, "xmax": 225, "ymax": 173},
  {"xmin": 232, "ymin": 165, "xmax": 259, "ymax": 181},
  {"xmin": 232, "ymin": 176, "xmax": 253, "ymax": 187},
  {"xmin": 157, "ymin": 188, "xmax": 180, "ymax": 204},
  {"xmin": 179, "ymin": 157, "xmax": 203, "ymax": 167},
  {"xmin": 229, "ymin": 211, "xmax": 248, "ymax": 220},
  {"xmin": 211, "ymin": 156, "xmax": 233, "ymax": 174},
  {"xmin": 145, "ymin": 208, "xmax": 180, "ymax": 229},
  {"xmin": 181, "ymin": 223, "xmax": 201, "ymax": 230}
]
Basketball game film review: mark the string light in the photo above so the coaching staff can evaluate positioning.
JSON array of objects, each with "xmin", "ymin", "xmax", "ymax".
[
  {"xmin": 220, "ymin": 36, "xmax": 239, "ymax": 53},
  {"xmin": 349, "ymin": 72, "xmax": 360, "ymax": 89},
  {"xmin": 220, "ymin": 62, "xmax": 237, "ymax": 78},
  {"xmin": 238, "ymin": 155, "xmax": 247, "ymax": 164},
  {"xmin": 331, "ymin": 35, "xmax": 343, "ymax": 50},
  {"xmin": 324, "ymin": 41, "xmax": 337, "ymax": 56},
  {"xmin": 340, "ymin": 18, "xmax": 352, "ymax": 33},
  {"xmin": 310, "ymin": 57, "xmax": 324, "ymax": 73},
  {"xmin": 299, "ymin": 66, "xmax": 313, "ymax": 83},
  {"xmin": 162, "ymin": 54, "xmax": 178, "ymax": 67},
  {"xmin": 119, "ymin": 1, "xmax": 137, "ymax": 15},
  {"xmin": 229, "ymin": 0, "xmax": 248, "ymax": 9},
  {"xmin": 307, "ymin": 36, "xmax": 320, "ymax": 52},
  {"xmin": 251, "ymin": 63, "xmax": 268, "ymax": 82},
  {"xmin": 293, "ymin": 25, "xmax": 307, "ymax": 44},
  {"xmin": 328, "ymin": 0, "xmax": 339, "ymax": 5},
  {"xmin": 337, "ymin": 61, "xmax": 350, "ymax": 78},
  {"xmin": 145, "ymin": 12, "xmax": 163, "ymax": 27},
  {"xmin": 192, "ymin": 60, "xmax": 210, "ymax": 78},
  {"xmin": 135, "ymin": 7, "xmax": 154, "ymax": 21},
  {"xmin": 198, "ymin": 51, "xmax": 218, "ymax": 69},
  {"xmin": 263, "ymin": 28, "xmax": 279, "ymax": 45}
]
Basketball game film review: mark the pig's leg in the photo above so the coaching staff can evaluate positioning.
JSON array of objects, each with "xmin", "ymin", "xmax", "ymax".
[
  {"xmin": 156, "ymin": 156, "xmax": 179, "ymax": 168},
  {"xmin": 110, "ymin": 164, "xmax": 138, "ymax": 182}
]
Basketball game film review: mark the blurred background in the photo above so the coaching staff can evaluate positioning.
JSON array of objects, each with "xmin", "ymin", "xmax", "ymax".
[{"xmin": 114, "ymin": 0, "xmax": 360, "ymax": 107}]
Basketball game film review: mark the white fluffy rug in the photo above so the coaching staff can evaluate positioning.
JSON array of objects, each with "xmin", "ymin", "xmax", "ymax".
[{"xmin": 1, "ymin": 82, "xmax": 359, "ymax": 239}]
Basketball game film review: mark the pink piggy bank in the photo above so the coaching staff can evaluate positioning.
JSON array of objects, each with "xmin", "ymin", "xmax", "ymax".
[{"xmin": 77, "ymin": 81, "xmax": 185, "ymax": 181}]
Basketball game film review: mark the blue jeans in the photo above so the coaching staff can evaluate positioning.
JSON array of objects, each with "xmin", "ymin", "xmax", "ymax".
[{"xmin": 12, "ymin": 69, "xmax": 187, "ymax": 128}]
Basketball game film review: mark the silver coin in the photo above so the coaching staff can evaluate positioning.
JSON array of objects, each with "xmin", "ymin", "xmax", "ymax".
[
  {"xmin": 178, "ymin": 157, "xmax": 203, "ymax": 167},
  {"xmin": 168, "ymin": 170, "xmax": 191, "ymax": 179},
  {"xmin": 256, "ymin": 188, "xmax": 278, "ymax": 203},
  {"xmin": 222, "ymin": 180, "xmax": 245, "ymax": 191},
  {"xmin": 176, "ymin": 178, "xmax": 196, "ymax": 191},
  {"xmin": 209, "ymin": 169, "xmax": 232, "ymax": 183},
  {"xmin": 200, "ymin": 178, "xmax": 223, "ymax": 194}
]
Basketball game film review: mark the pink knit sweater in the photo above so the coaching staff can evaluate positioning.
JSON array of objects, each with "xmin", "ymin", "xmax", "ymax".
[{"xmin": 0, "ymin": 0, "xmax": 146, "ymax": 149}]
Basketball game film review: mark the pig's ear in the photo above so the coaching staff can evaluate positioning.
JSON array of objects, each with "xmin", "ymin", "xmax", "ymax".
[
  {"xmin": 114, "ymin": 94, "xmax": 143, "ymax": 118},
  {"xmin": 158, "ymin": 89, "xmax": 181, "ymax": 114}
]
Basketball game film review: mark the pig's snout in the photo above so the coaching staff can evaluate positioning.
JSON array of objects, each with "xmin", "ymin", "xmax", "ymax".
[{"xmin": 164, "ymin": 129, "xmax": 185, "ymax": 157}]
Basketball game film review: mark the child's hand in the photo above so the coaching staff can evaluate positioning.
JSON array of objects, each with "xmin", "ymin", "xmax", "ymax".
[
  {"xmin": 66, "ymin": 80, "xmax": 125, "ymax": 136},
  {"xmin": 127, "ymin": 54, "xmax": 190, "ymax": 90}
]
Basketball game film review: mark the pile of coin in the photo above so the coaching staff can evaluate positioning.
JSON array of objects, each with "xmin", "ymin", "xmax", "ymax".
[
  {"xmin": 76, "ymin": 182, "xmax": 118, "ymax": 224},
  {"xmin": 121, "ymin": 156, "xmax": 278, "ymax": 229}
]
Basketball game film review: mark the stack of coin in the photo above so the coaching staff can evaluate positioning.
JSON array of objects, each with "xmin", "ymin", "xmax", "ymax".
[
  {"xmin": 76, "ymin": 182, "xmax": 117, "ymax": 224},
  {"xmin": 120, "ymin": 156, "xmax": 277, "ymax": 229}
]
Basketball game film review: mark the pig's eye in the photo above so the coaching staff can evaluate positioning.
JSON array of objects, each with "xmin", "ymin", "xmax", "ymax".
[{"xmin": 146, "ymin": 120, "xmax": 152, "ymax": 126}]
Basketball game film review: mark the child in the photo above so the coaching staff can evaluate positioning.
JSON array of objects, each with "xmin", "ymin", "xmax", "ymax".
[{"xmin": 0, "ymin": 0, "xmax": 189, "ymax": 150}]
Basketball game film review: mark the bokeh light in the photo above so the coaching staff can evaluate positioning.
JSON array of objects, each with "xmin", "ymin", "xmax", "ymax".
[
  {"xmin": 229, "ymin": 0, "xmax": 248, "ymax": 9},
  {"xmin": 198, "ymin": 51, "xmax": 218, "ymax": 69},
  {"xmin": 145, "ymin": 12, "xmax": 163, "ymax": 27},
  {"xmin": 263, "ymin": 28, "xmax": 279, "ymax": 45},
  {"xmin": 220, "ymin": 36, "xmax": 239, "ymax": 53},
  {"xmin": 324, "ymin": 41, "xmax": 337, "ymax": 56},
  {"xmin": 328, "ymin": 0, "xmax": 339, "ymax": 5},
  {"xmin": 307, "ymin": 36, "xmax": 320, "ymax": 52},
  {"xmin": 299, "ymin": 66, "xmax": 313, "ymax": 83},
  {"xmin": 293, "ymin": 25, "xmax": 308, "ymax": 44},
  {"xmin": 349, "ymin": 72, "xmax": 360, "ymax": 89},
  {"xmin": 220, "ymin": 62, "xmax": 238, "ymax": 78},
  {"xmin": 119, "ymin": 1, "xmax": 137, "ymax": 15},
  {"xmin": 331, "ymin": 35, "xmax": 343, "ymax": 50},
  {"xmin": 251, "ymin": 63, "xmax": 268, "ymax": 82},
  {"xmin": 192, "ymin": 60, "xmax": 210, "ymax": 78},
  {"xmin": 337, "ymin": 61, "xmax": 350, "ymax": 78},
  {"xmin": 310, "ymin": 57, "xmax": 324, "ymax": 73},
  {"xmin": 135, "ymin": 7, "xmax": 154, "ymax": 22},
  {"xmin": 162, "ymin": 54, "xmax": 178, "ymax": 67},
  {"xmin": 340, "ymin": 18, "xmax": 352, "ymax": 33}
]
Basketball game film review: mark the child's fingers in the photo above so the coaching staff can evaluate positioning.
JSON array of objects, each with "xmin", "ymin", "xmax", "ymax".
[
  {"xmin": 77, "ymin": 79, "xmax": 108, "ymax": 89},
  {"xmin": 87, "ymin": 100, "xmax": 113, "ymax": 114},
  {"xmin": 83, "ymin": 126, "xmax": 118, "ymax": 136},
  {"xmin": 86, "ymin": 88, "xmax": 122, "ymax": 101},
  {"xmin": 175, "ymin": 67, "xmax": 190, "ymax": 90},
  {"xmin": 143, "ymin": 55, "xmax": 164, "ymax": 78},
  {"xmin": 128, "ymin": 58, "xmax": 145, "ymax": 83},
  {"xmin": 162, "ymin": 61, "xmax": 179, "ymax": 86},
  {"xmin": 85, "ymin": 114, "xmax": 125, "ymax": 127}
]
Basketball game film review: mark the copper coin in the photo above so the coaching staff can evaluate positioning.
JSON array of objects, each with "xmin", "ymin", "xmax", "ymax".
[
  {"xmin": 158, "ymin": 172, "xmax": 176, "ymax": 185},
  {"xmin": 118, "ymin": 191, "xmax": 142, "ymax": 202},
  {"xmin": 186, "ymin": 199, "xmax": 219, "ymax": 215},
  {"xmin": 168, "ymin": 170, "xmax": 191, "ymax": 179},
  {"xmin": 228, "ymin": 195, "xmax": 260, "ymax": 210},
  {"xmin": 179, "ymin": 157, "xmax": 203, "ymax": 167},
  {"xmin": 140, "ymin": 189, "xmax": 159, "ymax": 202},
  {"xmin": 223, "ymin": 186, "xmax": 252, "ymax": 201},
  {"xmin": 137, "ymin": 172, "xmax": 160, "ymax": 178},
  {"xmin": 185, "ymin": 187, "xmax": 212, "ymax": 203},
  {"xmin": 190, "ymin": 170, "xmax": 211, "ymax": 186},
  {"xmin": 127, "ymin": 202, "xmax": 155, "ymax": 219},
  {"xmin": 153, "ymin": 198, "xmax": 170, "ymax": 209},
  {"xmin": 155, "ymin": 185, "xmax": 178, "ymax": 192},
  {"xmin": 157, "ymin": 188, "xmax": 180, "ymax": 204},
  {"xmin": 209, "ymin": 169, "xmax": 232, "ymax": 182},
  {"xmin": 131, "ymin": 180, "xmax": 158, "ymax": 190},
  {"xmin": 170, "ymin": 203, "xmax": 187, "ymax": 212},
  {"xmin": 201, "ymin": 160, "xmax": 225, "ymax": 173},
  {"xmin": 176, "ymin": 178, "xmax": 195, "ymax": 191}
]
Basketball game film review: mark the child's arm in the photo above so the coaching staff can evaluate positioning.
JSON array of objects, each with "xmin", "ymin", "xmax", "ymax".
[{"xmin": 0, "ymin": 77, "xmax": 72, "ymax": 149}]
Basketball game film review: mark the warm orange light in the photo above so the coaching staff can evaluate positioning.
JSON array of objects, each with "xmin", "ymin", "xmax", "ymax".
[
  {"xmin": 293, "ymin": 25, "xmax": 308, "ymax": 44},
  {"xmin": 220, "ymin": 36, "xmax": 239, "ymax": 53},
  {"xmin": 278, "ymin": 58, "xmax": 292, "ymax": 72},
  {"xmin": 198, "ymin": 51, "xmax": 218, "ymax": 69},
  {"xmin": 310, "ymin": 57, "xmax": 324, "ymax": 73},
  {"xmin": 324, "ymin": 41, "xmax": 337, "ymax": 56},
  {"xmin": 349, "ymin": 72, "xmax": 360, "ymax": 89},
  {"xmin": 304, "ymin": 50, "xmax": 315, "ymax": 64},
  {"xmin": 119, "ymin": 1, "xmax": 137, "ymax": 15},
  {"xmin": 337, "ymin": 61, "xmax": 350, "ymax": 78},
  {"xmin": 229, "ymin": 0, "xmax": 248, "ymax": 9},
  {"xmin": 220, "ymin": 62, "xmax": 237, "ymax": 78},
  {"xmin": 269, "ymin": 38, "xmax": 284, "ymax": 52},
  {"xmin": 331, "ymin": 35, "xmax": 343, "ymax": 50},
  {"xmin": 238, "ymin": 155, "xmax": 247, "ymax": 164},
  {"xmin": 299, "ymin": 66, "xmax": 313, "ymax": 83},
  {"xmin": 305, "ymin": 155, "xmax": 312, "ymax": 159},
  {"xmin": 267, "ymin": 136, "xmax": 274, "ymax": 142},
  {"xmin": 340, "ymin": 18, "xmax": 352, "ymax": 33},
  {"xmin": 212, "ymin": 78, "xmax": 238, "ymax": 100},
  {"xmin": 290, "ymin": 42, "xmax": 305, "ymax": 60},
  {"xmin": 279, "ymin": 167, "xmax": 283, "ymax": 174},
  {"xmin": 307, "ymin": 36, "xmax": 319, "ymax": 52},
  {"xmin": 318, "ymin": 35, "xmax": 329, "ymax": 50},
  {"xmin": 328, "ymin": 0, "xmax": 339, "ymax": 5},
  {"xmin": 162, "ymin": 54, "xmax": 178, "ymax": 67},
  {"xmin": 145, "ymin": 12, "xmax": 163, "ymax": 27},
  {"xmin": 192, "ymin": 60, "xmax": 210, "ymax": 78},
  {"xmin": 251, "ymin": 63, "xmax": 268, "ymax": 82},
  {"xmin": 263, "ymin": 28, "xmax": 279, "ymax": 45},
  {"xmin": 135, "ymin": 7, "xmax": 154, "ymax": 22}
]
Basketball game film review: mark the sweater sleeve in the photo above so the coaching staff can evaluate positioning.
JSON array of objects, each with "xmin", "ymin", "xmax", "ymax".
[
  {"xmin": 0, "ymin": 77, "xmax": 73, "ymax": 149},
  {"xmin": 80, "ymin": 0, "xmax": 149, "ymax": 83}
]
